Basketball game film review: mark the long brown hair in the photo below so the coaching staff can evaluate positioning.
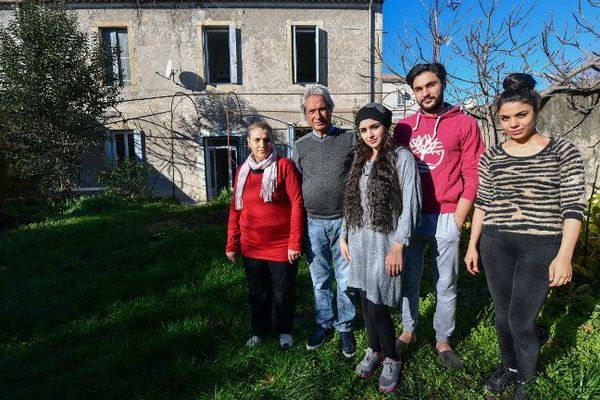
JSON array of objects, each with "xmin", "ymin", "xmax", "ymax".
[{"xmin": 343, "ymin": 131, "xmax": 402, "ymax": 233}]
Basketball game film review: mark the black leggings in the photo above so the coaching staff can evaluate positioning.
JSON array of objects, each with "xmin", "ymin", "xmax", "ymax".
[
  {"xmin": 480, "ymin": 230, "xmax": 560, "ymax": 379},
  {"xmin": 360, "ymin": 291, "xmax": 399, "ymax": 360},
  {"xmin": 243, "ymin": 257, "xmax": 298, "ymax": 337}
]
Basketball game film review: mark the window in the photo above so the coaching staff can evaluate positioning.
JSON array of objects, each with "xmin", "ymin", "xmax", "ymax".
[
  {"xmin": 292, "ymin": 26, "xmax": 321, "ymax": 84},
  {"xmin": 105, "ymin": 130, "xmax": 144, "ymax": 161},
  {"xmin": 101, "ymin": 28, "xmax": 131, "ymax": 86},
  {"xmin": 397, "ymin": 91, "xmax": 412, "ymax": 107},
  {"xmin": 203, "ymin": 26, "xmax": 238, "ymax": 84}
]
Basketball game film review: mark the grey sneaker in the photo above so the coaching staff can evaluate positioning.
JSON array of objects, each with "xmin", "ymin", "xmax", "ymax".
[
  {"xmin": 245, "ymin": 335, "xmax": 261, "ymax": 348},
  {"xmin": 378, "ymin": 357, "xmax": 402, "ymax": 393},
  {"xmin": 279, "ymin": 334, "xmax": 293, "ymax": 351},
  {"xmin": 355, "ymin": 348, "xmax": 382, "ymax": 378}
]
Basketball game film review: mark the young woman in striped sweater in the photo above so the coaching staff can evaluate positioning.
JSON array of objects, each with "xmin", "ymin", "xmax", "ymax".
[{"xmin": 464, "ymin": 73, "xmax": 586, "ymax": 400}]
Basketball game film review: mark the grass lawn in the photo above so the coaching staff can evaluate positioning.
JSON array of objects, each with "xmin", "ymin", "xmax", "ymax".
[{"xmin": 0, "ymin": 196, "xmax": 598, "ymax": 400}]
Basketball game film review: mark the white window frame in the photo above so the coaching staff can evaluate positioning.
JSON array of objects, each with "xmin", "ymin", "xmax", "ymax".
[
  {"xmin": 104, "ymin": 130, "xmax": 144, "ymax": 161},
  {"xmin": 292, "ymin": 25, "xmax": 321, "ymax": 84},
  {"xmin": 100, "ymin": 28, "xmax": 131, "ymax": 86},
  {"xmin": 201, "ymin": 24, "xmax": 239, "ymax": 85},
  {"xmin": 95, "ymin": 22, "xmax": 137, "ymax": 89}
]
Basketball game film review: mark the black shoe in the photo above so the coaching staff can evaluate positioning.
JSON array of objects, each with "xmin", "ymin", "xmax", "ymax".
[
  {"xmin": 306, "ymin": 327, "xmax": 334, "ymax": 350},
  {"xmin": 484, "ymin": 365, "xmax": 518, "ymax": 393},
  {"xmin": 512, "ymin": 381, "xmax": 531, "ymax": 400},
  {"xmin": 339, "ymin": 330, "xmax": 356, "ymax": 358},
  {"xmin": 437, "ymin": 349, "xmax": 463, "ymax": 370}
]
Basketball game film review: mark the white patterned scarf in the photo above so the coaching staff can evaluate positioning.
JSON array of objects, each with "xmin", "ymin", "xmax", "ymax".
[{"xmin": 234, "ymin": 152, "xmax": 278, "ymax": 210}]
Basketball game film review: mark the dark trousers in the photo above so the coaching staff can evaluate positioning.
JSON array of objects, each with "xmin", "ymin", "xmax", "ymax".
[
  {"xmin": 480, "ymin": 230, "xmax": 560, "ymax": 379},
  {"xmin": 243, "ymin": 257, "xmax": 298, "ymax": 337},
  {"xmin": 360, "ymin": 291, "xmax": 399, "ymax": 360}
]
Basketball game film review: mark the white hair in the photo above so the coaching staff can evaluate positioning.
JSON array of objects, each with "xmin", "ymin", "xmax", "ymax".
[{"xmin": 301, "ymin": 85, "xmax": 335, "ymax": 115}]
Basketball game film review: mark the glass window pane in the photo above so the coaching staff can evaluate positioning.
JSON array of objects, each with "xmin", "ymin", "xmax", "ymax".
[
  {"xmin": 115, "ymin": 134, "xmax": 125, "ymax": 160},
  {"xmin": 295, "ymin": 27, "xmax": 316, "ymax": 83},
  {"xmin": 206, "ymin": 29, "xmax": 230, "ymax": 83}
]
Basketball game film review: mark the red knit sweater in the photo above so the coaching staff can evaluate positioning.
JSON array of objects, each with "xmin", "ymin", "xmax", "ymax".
[{"xmin": 226, "ymin": 157, "xmax": 304, "ymax": 262}]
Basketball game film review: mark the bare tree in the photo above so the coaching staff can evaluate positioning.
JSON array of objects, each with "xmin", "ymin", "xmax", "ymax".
[{"xmin": 387, "ymin": 0, "xmax": 600, "ymax": 146}]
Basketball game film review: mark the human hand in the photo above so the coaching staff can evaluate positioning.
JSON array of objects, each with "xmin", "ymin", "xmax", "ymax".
[
  {"xmin": 226, "ymin": 251, "xmax": 237, "ymax": 263},
  {"xmin": 454, "ymin": 214, "xmax": 464, "ymax": 233},
  {"xmin": 385, "ymin": 243, "xmax": 404, "ymax": 277},
  {"xmin": 549, "ymin": 254, "xmax": 572, "ymax": 287},
  {"xmin": 340, "ymin": 238, "xmax": 351, "ymax": 263},
  {"xmin": 288, "ymin": 249, "xmax": 301, "ymax": 264},
  {"xmin": 464, "ymin": 246, "xmax": 479, "ymax": 275}
]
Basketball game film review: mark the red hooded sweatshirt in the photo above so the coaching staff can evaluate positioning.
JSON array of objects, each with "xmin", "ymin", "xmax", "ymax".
[{"xmin": 394, "ymin": 104, "xmax": 485, "ymax": 214}]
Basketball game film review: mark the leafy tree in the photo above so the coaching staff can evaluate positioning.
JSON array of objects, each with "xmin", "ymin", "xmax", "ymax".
[{"xmin": 0, "ymin": 0, "xmax": 119, "ymax": 194}]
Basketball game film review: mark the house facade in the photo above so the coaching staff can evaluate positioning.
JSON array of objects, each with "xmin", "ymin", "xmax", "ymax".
[
  {"xmin": 0, "ymin": 0, "xmax": 384, "ymax": 202},
  {"xmin": 380, "ymin": 73, "xmax": 417, "ymax": 123}
]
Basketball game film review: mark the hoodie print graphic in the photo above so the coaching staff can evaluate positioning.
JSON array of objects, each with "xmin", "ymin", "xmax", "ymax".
[{"xmin": 409, "ymin": 133, "xmax": 445, "ymax": 173}]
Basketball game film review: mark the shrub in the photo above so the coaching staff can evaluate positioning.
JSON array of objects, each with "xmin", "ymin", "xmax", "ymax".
[
  {"xmin": 97, "ymin": 159, "xmax": 148, "ymax": 198},
  {"xmin": 574, "ymin": 190, "xmax": 600, "ymax": 283},
  {"xmin": 208, "ymin": 187, "xmax": 232, "ymax": 209}
]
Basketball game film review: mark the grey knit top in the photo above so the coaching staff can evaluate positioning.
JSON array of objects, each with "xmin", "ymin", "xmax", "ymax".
[
  {"xmin": 341, "ymin": 146, "xmax": 422, "ymax": 307},
  {"xmin": 475, "ymin": 137, "xmax": 586, "ymax": 236},
  {"xmin": 293, "ymin": 126, "xmax": 355, "ymax": 219}
]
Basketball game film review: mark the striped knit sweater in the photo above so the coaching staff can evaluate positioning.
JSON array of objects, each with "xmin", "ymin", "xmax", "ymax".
[{"xmin": 475, "ymin": 137, "xmax": 586, "ymax": 236}]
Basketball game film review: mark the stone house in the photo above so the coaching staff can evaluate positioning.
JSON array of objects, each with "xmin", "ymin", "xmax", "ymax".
[
  {"xmin": 380, "ymin": 73, "xmax": 417, "ymax": 123},
  {"xmin": 0, "ymin": 0, "xmax": 384, "ymax": 202}
]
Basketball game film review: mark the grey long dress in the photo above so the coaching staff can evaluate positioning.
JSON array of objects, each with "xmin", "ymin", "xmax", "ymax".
[{"xmin": 342, "ymin": 146, "xmax": 421, "ymax": 307}]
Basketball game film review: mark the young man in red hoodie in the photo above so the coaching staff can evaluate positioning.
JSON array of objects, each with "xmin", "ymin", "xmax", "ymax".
[{"xmin": 394, "ymin": 63, "xmax": 485, "ymax": 369}]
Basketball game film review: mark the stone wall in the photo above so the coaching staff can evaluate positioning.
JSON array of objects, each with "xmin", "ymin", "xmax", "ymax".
[{"xmin": 537, "ymin": 92, "xmax": 600, "ymax": 194}]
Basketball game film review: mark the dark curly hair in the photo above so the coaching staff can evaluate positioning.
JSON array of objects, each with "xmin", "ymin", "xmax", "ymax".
[{"xmin": 343, "ymin": 131, "xmax": 402, "ymax": 234}]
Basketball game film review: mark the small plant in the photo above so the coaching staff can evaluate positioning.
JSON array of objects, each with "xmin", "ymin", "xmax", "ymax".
[
  {"xmin": 573, "ymin": 189, "xmax": 600, "ymax": 283},
  {"xmin": 208, "ymin": 187, "xmax": 232, "ymax": 209},
  {"xmin": 97, "ymin": 159, "xmax": 148, "ymax": 198}
]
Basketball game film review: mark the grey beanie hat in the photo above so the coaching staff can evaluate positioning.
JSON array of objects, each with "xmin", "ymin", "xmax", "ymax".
[{"xmin": 355, "ymin": 103, "xmax": 392, "ymax": 129}]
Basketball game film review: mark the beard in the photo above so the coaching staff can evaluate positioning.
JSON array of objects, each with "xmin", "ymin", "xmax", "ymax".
[{"xmin": 418, "ymin": 95, "xmax": 445, "ymax": 114}]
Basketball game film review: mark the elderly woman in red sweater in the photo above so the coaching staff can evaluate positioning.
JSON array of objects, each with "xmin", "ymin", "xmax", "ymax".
[{"xmin": 226, "ymin": 121, "xmax": 304, "ymax": 351}]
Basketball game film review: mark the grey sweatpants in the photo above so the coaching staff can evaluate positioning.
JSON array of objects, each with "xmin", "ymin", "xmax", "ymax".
[{"xmin": 400, "ymin": 213, "xmax": 461, "ymax": 342}]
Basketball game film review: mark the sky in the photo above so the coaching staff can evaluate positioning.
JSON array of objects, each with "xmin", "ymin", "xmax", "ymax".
[{"xmin": 381, "ymin": 0, "xmax": 598, "ymax": 91}]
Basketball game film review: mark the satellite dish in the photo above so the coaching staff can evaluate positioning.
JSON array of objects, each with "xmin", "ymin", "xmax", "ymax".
[{"xmin": 165, "ymin": 60, "xmax": 173, "ymax": 79}]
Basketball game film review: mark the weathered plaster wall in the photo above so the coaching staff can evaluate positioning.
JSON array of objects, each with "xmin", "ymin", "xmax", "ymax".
[
  {"xmin": 538, "ymin": 92, "xmax": 600, "ymax": 193},
  {"xmin": 0, "ymin": 2, "xmax": 382, "ymax": 202}
]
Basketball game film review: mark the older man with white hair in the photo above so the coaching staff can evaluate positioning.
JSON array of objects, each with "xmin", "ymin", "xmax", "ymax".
[{"xmin": 293, "ymin": 85, "xmax": 357, "ymax": 358}]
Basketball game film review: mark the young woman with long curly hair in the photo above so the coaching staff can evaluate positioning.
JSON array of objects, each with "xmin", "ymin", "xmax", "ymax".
[{"xmin": 340, "ymin": 103, "xmax": 421, "ymax": 393}]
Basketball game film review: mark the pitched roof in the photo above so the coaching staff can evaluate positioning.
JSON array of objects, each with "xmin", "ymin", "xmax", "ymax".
[{"xmin": 381, "ymin": 73, "xmax": 406, "ymax": 83}]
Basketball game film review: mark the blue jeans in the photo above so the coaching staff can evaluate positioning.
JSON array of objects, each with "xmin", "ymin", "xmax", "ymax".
[{"xmin": 306, "ymin": 216, "xmax": 356, "ymax": 332}]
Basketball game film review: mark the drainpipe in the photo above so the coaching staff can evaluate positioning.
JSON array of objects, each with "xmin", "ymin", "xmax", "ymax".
[{"xmin": 369, "ymin": 0, "xmax": 375, "ymax": 103}]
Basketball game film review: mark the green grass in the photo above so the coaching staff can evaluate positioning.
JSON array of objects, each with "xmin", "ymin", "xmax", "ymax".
[{"xmin": 0, "ymin": 196, "xmax": 598, "ymax": 400}]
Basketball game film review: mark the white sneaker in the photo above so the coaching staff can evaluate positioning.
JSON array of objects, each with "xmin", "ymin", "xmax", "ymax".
[
  {"xmin": 279, "ymin": 334, "xmax": 293, "ymax": 351},
  {"xmin": 246, "ymin": 335, "xmax": 261, "ymax": 348}
]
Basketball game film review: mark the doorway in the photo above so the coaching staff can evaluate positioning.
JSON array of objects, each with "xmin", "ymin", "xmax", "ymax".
[{"xmin": 204, "ymin": 136, "xmax": 247, "ymax": 199}]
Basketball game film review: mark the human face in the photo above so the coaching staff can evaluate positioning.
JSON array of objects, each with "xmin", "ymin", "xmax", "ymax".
[
  {"xmin": 411, "ymin": 71, "xmax": 445, "ymax": 114},
  {"xmin": 304, "ymin": 95, "xmax": 331, "ymax": 135},
  {"xmin": 247, "ymin": 128, "xmax": 273, "ymax": 162},
  {"xmin": 359, "ymin": 118, "xmax": 387, "ymax": 153},
  {"xmin": 498, "ymin": 101, "xmax": 537, "ymax": 143}
]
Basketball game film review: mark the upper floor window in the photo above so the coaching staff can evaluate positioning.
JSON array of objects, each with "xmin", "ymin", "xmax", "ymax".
[
  {"xmin": 101, "ymin": 28, "xmax": 131, "ymax": 86},
  {"xmin": 105, "ymin": 130, "xmax": 144, "ymax": 161},
  {"xmin": 292, "ymin": 25, "xmax": 322, "ymax": 84},
  {"xmin": 203, "ymin": 26, "xmax": 239, "ymax": 84}
]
